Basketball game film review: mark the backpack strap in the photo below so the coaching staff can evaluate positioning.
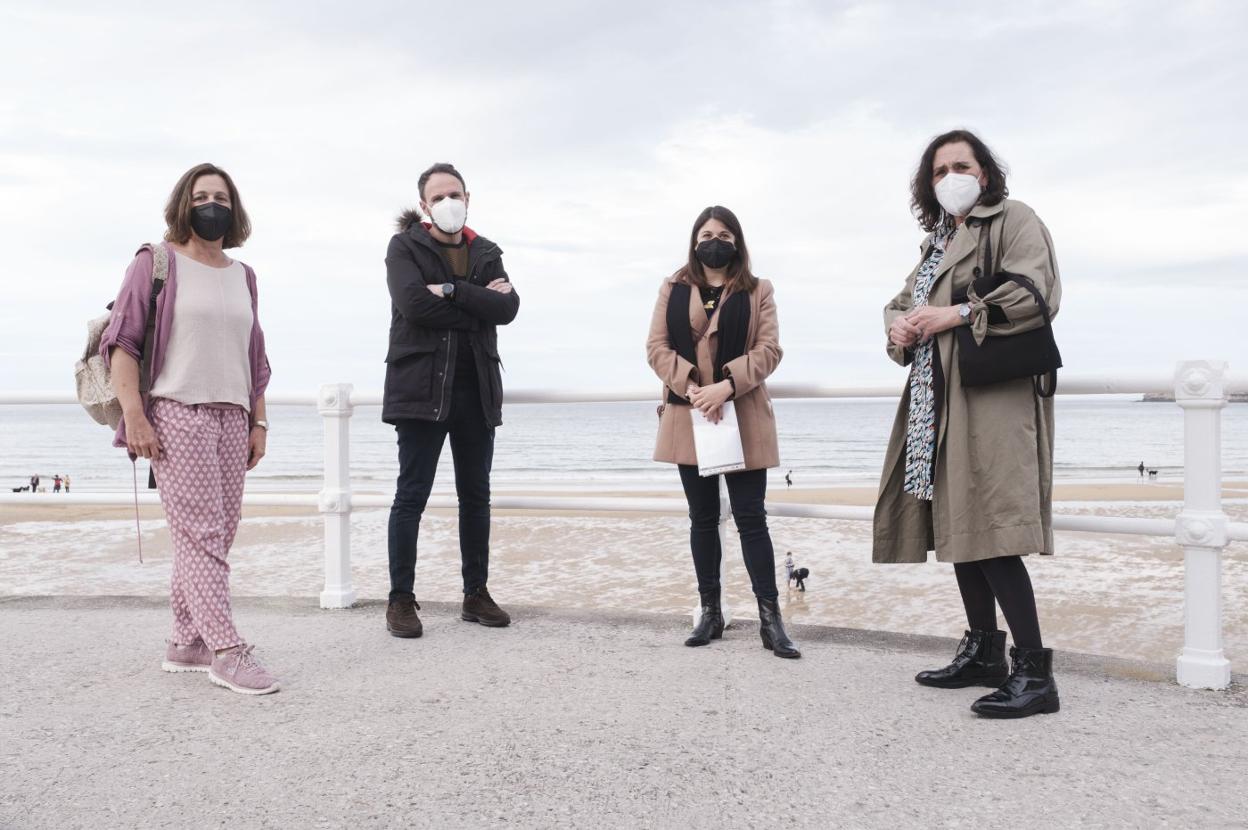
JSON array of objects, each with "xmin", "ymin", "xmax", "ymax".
[{"xmin": 137, "ymin": 243, "xmax": 169, "ymax": 394}]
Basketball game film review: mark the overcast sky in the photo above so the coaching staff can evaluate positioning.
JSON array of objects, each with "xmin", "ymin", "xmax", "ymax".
[{"xmin": 2, "ymin": 0, "xmax": 1245, "ymax": 399}]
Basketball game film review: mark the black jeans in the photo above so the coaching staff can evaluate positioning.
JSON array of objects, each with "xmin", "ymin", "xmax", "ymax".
[
  {"xmin": 678, "ymin": 465, "xmax": 778, "ymax": 600},
  {"xmin": 388, "ymin": 374, "xmax": 494, "ymax": 601}
]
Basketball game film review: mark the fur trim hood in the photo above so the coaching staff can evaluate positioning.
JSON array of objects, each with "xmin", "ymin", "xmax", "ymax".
[{"xmin": 396, "ymin": 208, "xmax": 424, "ymax": 233}]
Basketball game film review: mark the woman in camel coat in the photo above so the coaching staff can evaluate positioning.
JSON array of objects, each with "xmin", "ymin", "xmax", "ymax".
[{"xmin": 647, "ymin": 205, "xmax": 799, "ymax": 659}]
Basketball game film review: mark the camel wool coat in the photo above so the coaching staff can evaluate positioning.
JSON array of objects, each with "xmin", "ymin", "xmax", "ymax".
[
  {"xmin": 647, "ymin": 274, "xmax": 782, "ymax": 470},
  {"xmin": 873, "ymin": 199, "xmax": 1062, "ymax": 564}
]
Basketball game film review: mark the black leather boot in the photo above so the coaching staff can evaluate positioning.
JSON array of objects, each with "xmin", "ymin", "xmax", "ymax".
[
  {"xmin": 756, "ymin": 598, "xmax": 800, "ymax": 659},
  {"xmin": 684, "ymin": 589, "xmax": 724, "ymax": 647},
  {"xmin": 971, "ymin": 646, "xmax": 1060, "ymax": 719},
  {"xmin": 915, "ymin": 629, "xmax": 1009, "ymax": 688}
]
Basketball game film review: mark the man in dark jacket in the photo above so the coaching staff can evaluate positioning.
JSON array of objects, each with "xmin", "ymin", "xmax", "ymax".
[{"xmin": 382, "ymin": 162, "xmax": 520, "ymax": 638}]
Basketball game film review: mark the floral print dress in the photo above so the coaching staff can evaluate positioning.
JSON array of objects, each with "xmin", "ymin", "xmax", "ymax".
[{"xmin": 903, "ymin": 227, "xmax": 953, "ymax": 501}]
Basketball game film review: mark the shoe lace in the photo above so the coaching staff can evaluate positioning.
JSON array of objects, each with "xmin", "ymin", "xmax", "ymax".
[
  {"xmin": 955, "ymin": 632, "xmax": 971, "ymax": 656},
  {"xmin": 228, "ymin": 645, "xmax": 259, "ymax": 672}
]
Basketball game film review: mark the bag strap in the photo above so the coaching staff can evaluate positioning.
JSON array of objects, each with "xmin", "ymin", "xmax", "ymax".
[
  {"xmin": 977, "ymin": 218, "xmax": 1058, "ymax": 398},
  {"xmin": 137, "ymin": 243, "xmax": 169, "ymax": 394}
]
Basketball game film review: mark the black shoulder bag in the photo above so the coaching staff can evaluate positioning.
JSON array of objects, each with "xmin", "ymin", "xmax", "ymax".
[{"xmin": 950, "ymin": 217, "xmax": 1062, "ymax": 397}]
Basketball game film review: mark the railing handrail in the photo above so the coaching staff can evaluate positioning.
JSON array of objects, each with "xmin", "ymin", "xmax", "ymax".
[
  {"xmin": 3, "ymin": 491, "xmax": 1245, "ymax": 544},
  {"xmin": 5, "ymin": 372, "xmax": 1248, "ymax": 407}
]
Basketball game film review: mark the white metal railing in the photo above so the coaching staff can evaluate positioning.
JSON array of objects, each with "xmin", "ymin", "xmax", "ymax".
[{"xmin": 2, "ymin": 362, "xmax": 1247, "ymax": 689}]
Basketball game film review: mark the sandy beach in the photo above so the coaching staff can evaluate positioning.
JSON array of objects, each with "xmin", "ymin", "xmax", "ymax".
[{"xmin": 2, "ymin": 481, "xmax": 1245, "ymax": 669}]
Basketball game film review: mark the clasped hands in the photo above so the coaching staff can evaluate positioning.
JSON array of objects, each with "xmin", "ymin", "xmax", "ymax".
[
  {"xmin": 888, "ymin": 305, "xmax": 965, "ymax": 349},
  {"xmin": 426, "ymin": 278, "xmax": 513, "ymax": 297},
  {"xmin": 686, "ymin": 380, "xmax": 733, "ymax": 424}
]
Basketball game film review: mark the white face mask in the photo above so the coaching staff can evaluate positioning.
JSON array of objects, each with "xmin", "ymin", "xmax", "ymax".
[
  {"xmin": 428, "ymin": 198, "xmax": 467, "ymax": 234},
  {"xmin": 934, "ymin": 172, "xmax": 982, "ymax": 217}
]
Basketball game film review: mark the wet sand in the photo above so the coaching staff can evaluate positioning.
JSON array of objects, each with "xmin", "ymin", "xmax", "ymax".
[{"xmin": 2, "ymin": 482, "xmax": 1245, "ymax": 667}]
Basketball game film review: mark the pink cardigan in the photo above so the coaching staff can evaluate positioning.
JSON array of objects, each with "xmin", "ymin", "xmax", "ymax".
[{"xmin": 98, "ymin": 242, "xmax": 272, "ymax": 450}]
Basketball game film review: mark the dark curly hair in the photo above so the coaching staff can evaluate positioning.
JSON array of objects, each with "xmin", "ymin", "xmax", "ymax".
[{"xmin": 910, "ymin": 129, "xmax": 1009, "ymax": 232}]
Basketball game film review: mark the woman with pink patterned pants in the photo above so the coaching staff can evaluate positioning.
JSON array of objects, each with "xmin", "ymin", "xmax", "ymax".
[{"xmin": 101, "ymin": 163, "xmax": 279, "ymax": 695}]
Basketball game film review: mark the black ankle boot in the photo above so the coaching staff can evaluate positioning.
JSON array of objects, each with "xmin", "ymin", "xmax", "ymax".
[
  {"xmin": 756, "ymin": 598, "xmax": 800, "ymax": 659},
  {"xmin": 971, "ymin": 646, "xmax": 1060, "ymax": 719},
  {"xmin": 915, "ymin": 629, "xmax": 1009, "ymax": 688},
  {"xmin": 685, "ymin": 589, "xmax": 724, "ymax": 647}
]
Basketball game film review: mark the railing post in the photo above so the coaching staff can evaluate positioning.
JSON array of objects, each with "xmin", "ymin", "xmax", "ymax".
[
  {"xmin": 318, "ymin": 383, "xmax": 357, "ymax": 609},
  {"xmin": 1173, "ymin": 361, "xmax": 1231, "ymax": 689}
]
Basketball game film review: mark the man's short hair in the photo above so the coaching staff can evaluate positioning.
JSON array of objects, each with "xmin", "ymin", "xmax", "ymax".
[{"xmin": 418, "ymin": 163, "xmax": 466, "ymax": 201}]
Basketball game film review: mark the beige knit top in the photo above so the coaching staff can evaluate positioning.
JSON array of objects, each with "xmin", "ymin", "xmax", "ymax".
[{"xmin": 148, "ymin": 252, "xmax": 254, "ymax": 410}]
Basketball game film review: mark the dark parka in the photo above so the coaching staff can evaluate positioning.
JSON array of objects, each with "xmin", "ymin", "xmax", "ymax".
[
  {"xmin": 382, "ymin": 212, "xmax": 519, "ymax": 426},
  {"xmin": 873, "ymin": 198, "xmax": 1061, "ymax": 565}
]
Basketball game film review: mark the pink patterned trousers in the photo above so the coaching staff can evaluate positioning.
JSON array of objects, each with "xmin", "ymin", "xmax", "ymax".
[{"xmin": 150, "ymin": 399, "xmax": 249, "ymax": 651}]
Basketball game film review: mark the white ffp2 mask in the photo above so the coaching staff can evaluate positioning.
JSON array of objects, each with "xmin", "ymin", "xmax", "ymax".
[
  {"xmin": 934, "ymin": 172, "xmax": 982, "ymax": 217},
  {"xmin": 429, "ymin": 198, "xmax": 467, "ymax": 234}
]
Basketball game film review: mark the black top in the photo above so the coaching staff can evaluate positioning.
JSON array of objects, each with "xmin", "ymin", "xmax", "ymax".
[{"xmin": 699, "ymin": 284, "xmax": 726, "ymax": 318}]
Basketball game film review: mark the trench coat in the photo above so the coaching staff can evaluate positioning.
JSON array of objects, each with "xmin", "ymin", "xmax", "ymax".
[
  {"xmin": 873, "ymin": 199, "xmax": 1062, "ymax": 564},
  {"xmin": 647, "ymin": 274, "xmax": 782, "ymax": 470}
]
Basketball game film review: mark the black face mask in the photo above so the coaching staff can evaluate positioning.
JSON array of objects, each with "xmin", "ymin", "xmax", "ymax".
[
  {"xmin": 190, "ymin": 203, "xmax": 232, "ymax": 242},
  {"xmin": 695, "ymin": 238, "xmax": 735, "ymax": 270}
]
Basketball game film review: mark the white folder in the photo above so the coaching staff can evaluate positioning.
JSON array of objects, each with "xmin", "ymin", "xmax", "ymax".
[{"xmin": 691, "ymin": 400, "xmax": 747, "ymax": 477}]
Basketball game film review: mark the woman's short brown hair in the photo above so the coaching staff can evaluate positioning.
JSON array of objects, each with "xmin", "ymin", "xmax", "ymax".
[
  {"xmin": 163, "ymin": 162, "xmax": 252, "ymax": 248},
  {"xmin": 910, "ymin": 129, "xmax": 1009, "ymax": 233}
]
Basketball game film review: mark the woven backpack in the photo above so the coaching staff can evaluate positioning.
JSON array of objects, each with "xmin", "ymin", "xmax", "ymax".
[{"xmin": 74, "ymin": 243, "xmax": 169, "ymax": 428}]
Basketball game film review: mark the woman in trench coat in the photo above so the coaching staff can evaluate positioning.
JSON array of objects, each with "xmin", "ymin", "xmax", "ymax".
[
  {"xmin": 874, "ymin": 130, "xmax": 1062, "ymax": 718},
  {"xmin": 647, "ymin": 205, "xmax": 799, "ymax": 659}
]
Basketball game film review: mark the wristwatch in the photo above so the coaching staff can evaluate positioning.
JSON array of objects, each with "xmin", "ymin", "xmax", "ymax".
[
  {"xmin": 958, "ymin": 303, "xmax": 971, "ymax": 323},
  {"xmin": 252, "ymin": 419, "xmax": 269, "ymax": 431},
  {"xmin": 442, "ymin": 282, "xmax": 456, "ymax": 298}
]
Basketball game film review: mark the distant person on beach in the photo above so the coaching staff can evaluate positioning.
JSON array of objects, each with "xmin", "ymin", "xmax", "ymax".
[
  {"xmin": 63, "ymin": 474, "xmax": 70, "ymax": 493},
  {"xmin": 875, "ymin": 130, "xmax": 1062, "ymax": 719},
  {"xmin": 792, "ymin": 567, "xmax": 808, "ymax": 592},
  {"xmin": 784, "ymin": 552, "xmax": 795, "ymax": 585},
  {"xmin": 785, "ymin": 469, "xmax": 792, "ymax": 488},
  {"xmin": 647, "ymin": 205, "xmax": 799, "ymax": 659},
  {"xmin": 382, "ymin": 162, "xmax": 519, "ymax": 639},
  {"xmin": 30, "ymin": 474, "xmax": 38, "ymax": 494},
  {"xmin": 101, "ymin": 162, "xmax": 277, "ymax": 696},
  {"xmin": 53, "ymin": 475, "xmax": 62, "ymax": 493},
  {"xmin": 1138, "ymin": 461, "xmax": 1145, "ymax": 479}
]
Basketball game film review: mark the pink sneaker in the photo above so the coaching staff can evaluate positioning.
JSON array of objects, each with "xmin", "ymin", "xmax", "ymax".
[
  {"xmin": 208, "ymin": 645, "xmax": 280, "ymax": 696},
  {"xmin": 161, "ymin": 639, "xmax": 212, "ymax": 673}
]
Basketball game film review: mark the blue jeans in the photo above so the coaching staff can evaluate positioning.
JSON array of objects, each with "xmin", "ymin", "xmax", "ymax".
[{"xmin": 388, "ymin": 375, "xmax": 494, "ymax": 600}]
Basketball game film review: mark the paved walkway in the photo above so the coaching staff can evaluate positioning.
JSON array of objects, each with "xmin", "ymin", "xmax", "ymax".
[{"xmin": 2, "ymin": 596, "xmax": 1246, "ymax": 829}]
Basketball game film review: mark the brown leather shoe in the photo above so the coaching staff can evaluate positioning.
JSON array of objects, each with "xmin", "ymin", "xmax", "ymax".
[
  {"xmin": 386, "ymin": 598, "xmax": 423, "ymax": 638},
  {"xmin": 461, "ymin": 588, "xmax": 511, "ymax": 627}
]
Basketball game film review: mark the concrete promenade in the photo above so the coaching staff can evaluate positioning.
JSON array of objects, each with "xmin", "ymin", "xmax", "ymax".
[{"xmin": 2, "ymin": 596, "xmax": 1246, "ymax": 829}]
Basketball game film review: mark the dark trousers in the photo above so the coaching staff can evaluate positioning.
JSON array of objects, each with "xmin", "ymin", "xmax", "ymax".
[
  {"xmin": 953, "ymin": 556, "xmax": 1043, "ymax": 649},
  {"xmin": 678, "ymin": 465, "xmax": 778, "ymax": 600},
  {"xmin": 388, "ymin": 376, "xmax": 494, "ymax": 601}
]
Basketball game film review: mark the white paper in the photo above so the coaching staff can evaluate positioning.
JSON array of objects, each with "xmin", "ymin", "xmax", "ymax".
[{"xmin": 691, "ymin": 400, "xmax": 747, "ymax": 477}]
